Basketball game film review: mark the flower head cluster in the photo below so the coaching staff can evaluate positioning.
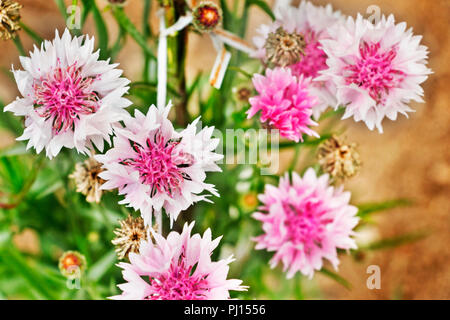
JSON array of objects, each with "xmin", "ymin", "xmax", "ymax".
[
  {"xmin": 253, "ymin": 0, "xmax": 343, "ymax": 119},
  {"xmin": 318, "ymin": 14, "xmax": 432, "ymax": 132},
  {"xmin": 96, "ymin": 104, "xmax": 222, "ymax": 226},
  {"xmin": 4, "ymin": 29, "xmax": 131, "ymax": 158},
  {"xmin": 111, "ymin": 222, "xmax": 246, "ymax": 300},
  {"xmin": 252, "ymin": 168, "xmax": 359, "ymax": 278},
  {"xmin": 247, "ymin": 67, "xmax": 319, "ymax": 142}
]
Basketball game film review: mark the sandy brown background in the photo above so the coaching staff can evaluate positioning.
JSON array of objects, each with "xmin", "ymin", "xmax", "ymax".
[{"xmin": 0, "ymin": 0, "xmax": 449, "ymax": 299}]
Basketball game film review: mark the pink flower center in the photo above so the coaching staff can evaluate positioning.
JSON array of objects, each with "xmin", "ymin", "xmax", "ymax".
[
  {"xmin": 290, "ymin": 30, "xmax": 328, "ymax": 79},
  {"xmin": 148, "ymin": 257, "xmax": 209, "ymax": 300},
  {"xmin": 344, "ymin": 42, "xmax": 405, "ymax": 104},
  {"xmin": 282, "ymin": 200, "xmax": 332, "ymax": 254},
  {"xmin": 33, "ymin": 62, "xmax": 100, "ymax": 134},
  {"xmin": 121, "ymin": 133, "xmax": 194, "ymax": 197}
]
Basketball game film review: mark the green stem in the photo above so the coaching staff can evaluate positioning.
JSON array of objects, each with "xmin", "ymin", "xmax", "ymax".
[
  {"xmin": 228, "ymin": 66, "xmax": 252, "ymax": 79},
  {"xmin": 164, "ymin": 0, "xmax": 189, "ymax": 126},
  {"xmin": 12, "ymin": 36, "xmax": 26, "ymax": 56},
  {"xmin": 54, "ymin": 0, "xmax": 68, "ymax": 20},
  {"xmin": 19, "ymin": 22, "xmax": 43, "ymax": 44},
  {"xmin": 95, "ymin": 203, "xmax": 113, "ymax": 235},
  {"xmin": 109, "ymin": 25, "xmax": 126, "ymax": 61},
  {"xmin": 142, "ymin": 0, "xmax": 152, "ymax": 81},
  {"xmin": 112, "ymin": 6, "xmax": 156, "ymax": 60},
  {"xmin": 294, "ymin": 273, "xmax": 303, "ymax": 299},
  {"xmin": 84, "ymin": 276, "xmax": 103, "ymax": 300},
  {"xmin": 288, "ymin": 143, "xmax": 301, "ymax": 172},
  {"xmin": 1, "ymin": 154, "xmax": 46, "ymax": 209}
]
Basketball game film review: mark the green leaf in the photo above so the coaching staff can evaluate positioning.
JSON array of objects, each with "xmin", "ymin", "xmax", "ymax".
[
  {"xmin": 19, "ymin": 23, "xmax": 43, "ymax": 44},
  {"xmin": 109, "ymin": 25, "xmax": 127, "ymax": 61},
  {"xmin": 91, "ymin": 1, "xmax": 109, "ymax": 59},
  {"xmin": 359, "ymin": 231, "xmax": 428, "ymax": 251},
  {"xmin": 112, "ymin": 7, "xmax": 156, "ymax": 60},
  {"xmin": 0, "ymin": 231, "xmax": 11, "ymax": 246},
  {"xmin": 30, "ymin": 178, "xmax": 63, "ymax": 200},
  {"xmin": 142, "ymin": 0, "xmax": 152, "ymax": 38},
  {"xmin": 318, "ymin": 107, "xmax": 345, "ymax": 121},
  {"xmin": 129, "ymin": 81, "xmax": 180, "ymax": 98},
  {"xmin": 0, "ymin": 100, "xmax": 23, "ymax": 134},
  {"xmin": 54, "ymin": 0, "xmax": 68, "ymax": 20},
  {"xmin": 0, "ymin": 144, "xmax": 27, "ymax": 158},
  {"xmin": 0, "ymin": 156, "xmax": 27, "ymax": 193},
  {"xmin": 319, "ymin": 267, "xmax": 352, "ymax": 290},
  {"xmin": 187, "ymin": 73, "xmax": 203, "ymax": 100},
  {"xmin": 0, "ymin": 247, "xmax": 57, "ymax": 299},
  {"xmin": 228, "ymin": 66, "xmax": 253, "ymax": 79},
  {"xmin": 80, "ymin": 0, "xmax": 93, "ymax": 26},
  {"xmin": 357, "ymin": 199, "xmax": 412, "ymax": 218},
  {"xmin": 87, "ymin": 250, "xmax": 117, "ymax": 282},
  {"xmin": 245, "ymin": 0, "xmax": 276, "ymax": 21},
  {"xmin": 278, "ymin": 133, "xmax": 333, "ymax": 149},
  {"xmin": 12, "ymin": 36, "xmax": 26, "ymax": 56},
  {"xmin": 219, "ymin": 0, "xmax": 234, "ymax": 31}
]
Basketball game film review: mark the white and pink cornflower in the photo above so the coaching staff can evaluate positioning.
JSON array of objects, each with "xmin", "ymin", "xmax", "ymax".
[
  {"xmin": 247, "ymin": 67, "xmax": 319, "ymax": 142},
  {"xmin": 111, "ymin": 222, "xmax": 247, "ymax": 300},
  {"xmin": 252, "ymin": 168, "xmax": 359, "ymax": 279},
  {"xmin": 318, "ymin": 14, "xmax": 432, "ymax": 132},
  {"xmin": 96, "ymin": 104, "xmax": 222, "ymax": 226},
  {"xmin": 252, "ymin": 0, "xmax": 343, "ymax": 119},
  {"xmin": 4, "ymin": 29, "xmax": 131, "ymax": 158}
]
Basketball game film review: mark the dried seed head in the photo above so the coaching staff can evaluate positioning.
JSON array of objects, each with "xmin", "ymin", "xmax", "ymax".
[
  {"xmin": 318, "ymin": 135, "xmax": 361, "ymax": 183},
  {"xmin": 192, "ymin": 1, "xmax": 222, "ymax": 33},
  {"xmin": 0, "ymin": 0, "xmax": 22, "ymax": 40},
  {"xmin": 69, "ymin": 157, "xmax": 105, "ymax": 203},
  {"xmin": 58, "ymin": 251, "xmax": 87, "ymax": 279},
  {"xmin": 264, "ymin": 27, "xmax": 306, "ymax": 67},
  {"xmin": 236, "ymin": 86, "xmax": 252, "ymax": 103},
  {"xmin": 112, "ymin": 215, "xmax": 152, "ymax": 260}
]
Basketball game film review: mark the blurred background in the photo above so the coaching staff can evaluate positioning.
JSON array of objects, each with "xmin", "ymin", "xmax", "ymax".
[{"xmin": 0, "ymin": 0, "xmax": 448, "ymax": 299}]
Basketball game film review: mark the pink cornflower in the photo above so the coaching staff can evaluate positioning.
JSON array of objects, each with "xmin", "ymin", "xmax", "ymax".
[
  {"xmin": 252, "ymin": 0, "xmax": 343, "ymax": 119},
  {"xmin": 111, "ymin": 222, "xmax": 247, "ymax": 300},
  {"xmin": 318, "ymin": 14, "xmax": 432, "ymax": 132},
  {"xmin": 4, "ymin": 29, "xmax": 131, "ymax": 158},
  {"xmin": 96, "ymin": 104, "xmax": 222, "ymax": 226},
  {"xmin": 247, "ymin": 67, "xmax": 319, "ymax": 142},
  {"xmin": 252, "ymin": 168, "xmax": 359, "ymax": 278}
]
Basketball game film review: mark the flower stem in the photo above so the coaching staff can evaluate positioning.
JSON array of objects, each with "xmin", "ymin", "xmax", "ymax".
[
  {"xmin": 162, "ymin": 0, "xmax": 189, "ymax": 126},
  {"xmin": 142, "ymin": 0, "xmax": 152, "ymax": 82},
  {"xmin": 19, "ymin": 22, "xmax": 43, "ymax": 44},
  {"xmin": 12, "ymin": 36, "xmax": 26, "ymax": 56},
  {"xmin": 157, "ymin": 213, "xmax": 162, "ymax": 234},
  {"xmin": 289, "ymin": 143, "xmax": 301, "ymax": 172}
]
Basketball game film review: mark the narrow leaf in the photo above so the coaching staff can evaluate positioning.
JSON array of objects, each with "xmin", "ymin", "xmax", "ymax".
[
  {"xmin": 319, "ymin": 267, "xmax": 352, "ymax": 290},
  {"xmin": 91, "ymin": 1, "xmax": 109, "ymax": 59},
  {"xmin": 357, "ymin": 199, "xmax": 412, "ymax": 218},
  {"xmin": 87, "ymin": 250, "xmax": 117, "ymax": 281},
  {"xmin": 19, "ymin": 23, "xmax": 43, "ymax": 44},
  {"xmin": 360, "ymin": 231, "xmax": 428, "ymax": 251},
  {"xmin": 112, "ymin": 7, "xmax": 156, "ymax": 60},
  {"xmin": 246, "ymin": 0, "xmax": 276, "ymax": 20}
]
